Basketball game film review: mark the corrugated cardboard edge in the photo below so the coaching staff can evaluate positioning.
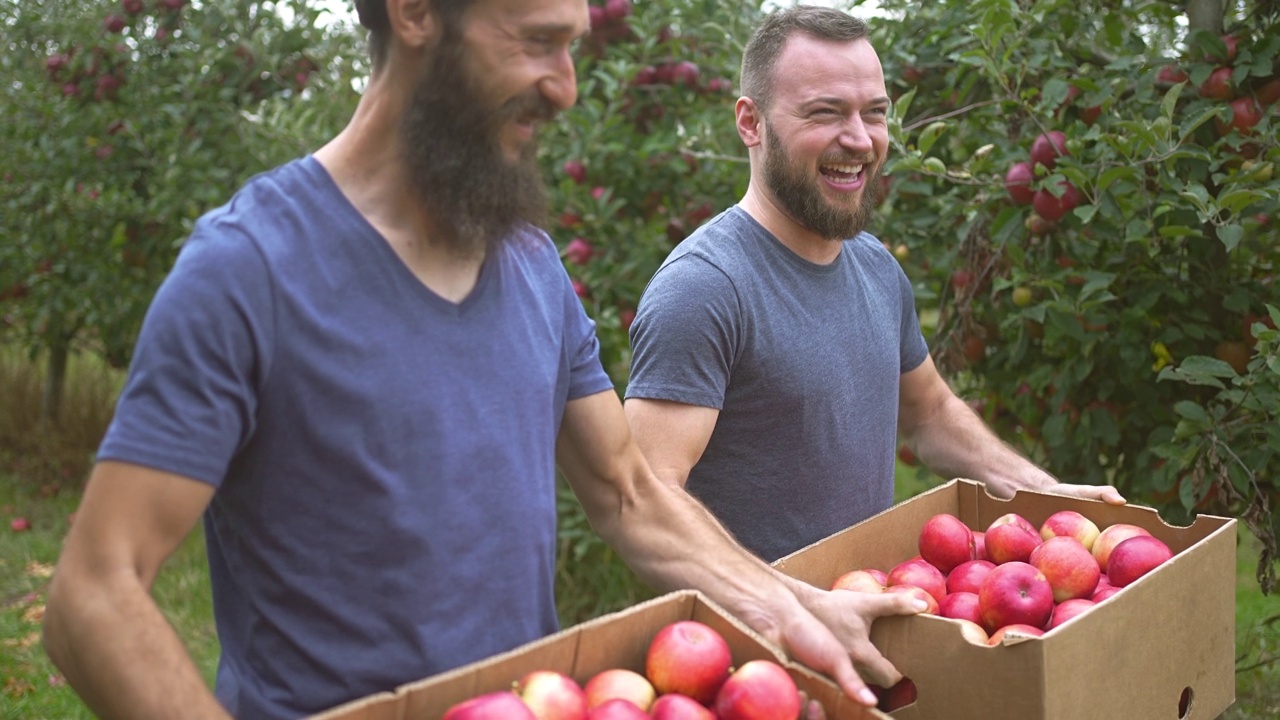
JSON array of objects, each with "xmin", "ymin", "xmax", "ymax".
[{"xmin": 310, "ymin": 589, "xmax": 892, "ymax": 720}]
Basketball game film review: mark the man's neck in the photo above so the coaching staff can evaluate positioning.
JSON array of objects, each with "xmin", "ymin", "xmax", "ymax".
[{"xmin": 738, "ymin": 182, "xmax": 843, "ymax": 266}]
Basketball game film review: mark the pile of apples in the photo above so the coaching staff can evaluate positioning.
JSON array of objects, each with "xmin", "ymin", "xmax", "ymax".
[
  {"xmin": 832, "ymin": 510, "xmax": 1174, "ymax": 645},
  {"xmin": 442, "ymin": 620, "xmax": 804, "ymax": 720}
]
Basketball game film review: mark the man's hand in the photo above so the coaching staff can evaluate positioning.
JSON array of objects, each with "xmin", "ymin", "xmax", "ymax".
[
  {"xmin": 744, "ymin": 587, "xmax": 925, "ymax": 708},
  {"xmin": 1038, "ymin": 482, "xmax": 1126, "ymax": 505}
]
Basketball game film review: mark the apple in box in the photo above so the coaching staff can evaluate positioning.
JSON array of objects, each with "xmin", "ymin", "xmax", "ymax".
[
  {"xmin": 984, "ymin": 521, "xmax": 1042, "ymax": 565},
  {"xmin": 1092, "ymin": 523, "xmax": 1151, "ymax": 572},
  {"xmin": 946, "ymin": 559, "xmax": 995, "ymax": 595},
  {"xmin": 1047, "ymin": 598, "xmax": 1096, "ymax": 630},
  {"xmin": 886, "ymin": 558, "xmax": 947, "ymax": 604},
  {"xmin": 978, "ymin": 561, "xmax": 1054, "ymax": 633},
  {"xmin": 1029, "ymin": 536, "xmax": 1100, "ymax": 602},
  {"xmin": 650, "ymin": 693, "xmax": 715, "ymax": 720},
  {"xmin": 1039, "ymin": 510, "xmax": 1100, "ymax": 552},
  {"xmin": 584, "ymin": 668, "xmax": 654, "ymax": 712},
  {"xmin": 518, "ymin": 670, "xmax": 588, "ymax": 720},
  {"xmin": 443, "ymin": 690, "xmax": 536, "ymax": 720},
  {"xmin": 588, "ymin": 699, "xmax": 649, "ymax": 720},
  {"xmin": 646, "ymin": 620, "xmax": 732, "ymax": 704},
  {"xmin": 938, "ymin": 591, "xmax": 983, "ymax": 625},
  {"xmin": 830, "ymin": 569, "xmax": 885, "ymax": 594},
  {"xmin": 918, "ymin": 513, "xmax": 976, "ymax": 574},
  {"xmin": 987, "ymin": 623, "xmax": 1045, "ymax": 645},
  {"xmin": 1107, "ymin": 535, "xmax": 1173, "ymax": 587},
  {"xmin": 714, "ymin": 659, "xmax": 802, "ymax": 720}
]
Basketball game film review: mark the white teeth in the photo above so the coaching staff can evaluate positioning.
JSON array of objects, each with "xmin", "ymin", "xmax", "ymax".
[{"xmin": 823, "ymin": 163, "xmax": 863, "ymax": 175}]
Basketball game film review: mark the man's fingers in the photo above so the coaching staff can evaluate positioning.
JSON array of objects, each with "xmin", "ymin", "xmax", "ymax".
[
  {"xmin": 869, "ymin": 589, "xmax": 930, "ymax": 617},
  {"xmin": 803, "ymin": 697, "xmax": 826, "ymax": 720},
  {"xmin": 850, "ymin": 639, "xmax": 903, "ymax": 689}
]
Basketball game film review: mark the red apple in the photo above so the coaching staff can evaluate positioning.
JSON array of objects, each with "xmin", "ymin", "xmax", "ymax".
[
  {"xmin": 1079, "ymin": 105, "xmax": 1102, "ymax": 126},
  {"xmin": 443, "ymin": 691, "xmax": 537, "ymax": 720},
  {"xmin": 1029, "ymin": 130, "xmax": 1068, "ymax": 170},
  {"xmin": 563, "ymin": 160, "xmax": 588, "ymax": 184},
  {"xmin": 603, "ymin": 0, "xmax": 632, "ymax": 22},
  {"xmin": 1046, "ymin": 597, "xmax": 1096, "ymax": 630},
  {"xmin": 884, "ymin": 584, "xmax": 939, "ymax": 614},
  {"xmin": 518, "ymin": 670, "xmax": 588, "ymax": 720},
  {"xmin": 583, "ymin": 669, "xmax": 654, "ymax": 712},
  {"xmin": 986, "ymin": 623, "xmax": 1045, "ymax": 645},
  {"xmin": 1091, "ymin": 524, "xmax": 1151, "ymax": 572},
  {"xmin": 984, "ymin": 522, "xmax": 1043, "ymax": 565},
  {"xmin": 918, "ymin": 513, "xmax": 977, "ymax": 574},
  {"xmin": 1032, "ymin": 181, "xmax": 1082, "ymax": 223},
  {"xmin": 945, "ymin": 559, "xmax": 995, "ymax": 595},
  {"xmin": 587, "ymin": 699, "xmax": 649, "ymax": 720},
  {"xmin": 973, "ymin": 530, "xmax": 987, "ymax": 561},
  {"xmin": 1215, "ymin": 96, "xmax": 1264, "ymax": 136},
  {"xmin": 989, "ymin": 512, "xmax": 1037, "ymax": 535},
  {"xmin": 1156, "ymin": 65, "xmax": 1188, "ymax": 86},
  {"xmin": 831, "ymin": 569, "xmax": 884, "ymax": 594},
  {"xmin": 650, "ymin": 693, "xmax": 715, "ymax": 720},
  {"xmin": 1091, "ymin": 584, "xmax": 1123, "ymax": 602},
  {"xmin": 1199, "ymin": 66, "xmax": 1234, "ymax": 100},
  {"xmin": 1005, "ymin": 161, "xmax": 1036, "ymax": 206},
  {"xmin": 1039, "ymin": 510, "xmax": 1100, "ymax": 552},
  {"xmin": 978, "ymin": 561, "xmax": 1054, "ymax": 632},
  {"xmin": 1208, "ymin": 34, "xmax": 1240, "ymax": 64},
  {"xmin": 952, "ymin": 618, "xmax": 990, "ymax": 645},
  {"xmin": 1029, "ymin": 536, "xmax": 1100, "ymax": 602},
  {"xmin": 1257, "ymin": 77, "xmax": 1280, "ymax": 106},
  {"xmin": 646, "ymin": 621, "xmax": 732, "ymax": 705},
  {"xmin": 1106, "ymin": 535, "xmax": 1173, "ymax": 587},
  {"xmin": 886, "ymin": 558, "xmax": 947, "ymax": 604},
  {"xmin": 713, "ymin": 659, "xmax": 801, "ymax": 720},
  {"xmin": 10, "ymin": 517, "xmax": 31, "ymax": 532},
  {"xmin": 938, "ymin": 591, "xmax": 983, "ymax": 625},
  {"xmin": 564, "ymin": 238, "xmax": 594, "ymax": 265},
  {"xmin": 869, "ymin": 678, "xmax": 917, "ymax": 712}
]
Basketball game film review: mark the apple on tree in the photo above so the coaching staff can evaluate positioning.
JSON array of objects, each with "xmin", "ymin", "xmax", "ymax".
[{"xmin": 1029, "ymin": 130, "xmax": 1068, "ymax": 170}]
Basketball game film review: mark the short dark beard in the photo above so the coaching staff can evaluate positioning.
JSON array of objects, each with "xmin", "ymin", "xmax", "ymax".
[
  {"xmin": 763, "ymin": 123, "xmax": 880, "ymax": 241},
  {"xmin": 400, "ymin": 34, "xmax": 553, "ymax": 259}
]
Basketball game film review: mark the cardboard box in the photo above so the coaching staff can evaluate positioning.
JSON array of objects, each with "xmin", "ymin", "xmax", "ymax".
[
  {"xmin": 310, "ymin": 589, "xmax": 891, "ymax": 720},
  {"xmin": 772, "ymin": 478, "xmax": 1237, "ymax": 720}
]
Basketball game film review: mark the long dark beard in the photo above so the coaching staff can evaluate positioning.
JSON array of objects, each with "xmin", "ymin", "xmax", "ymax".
[
  {"xmin": 400, "ymin": 38, "xmax": 552, "ymax": 259},
  {"xmin": 763, "ymin": 123, "xmax": 881, "ymax": 241}
]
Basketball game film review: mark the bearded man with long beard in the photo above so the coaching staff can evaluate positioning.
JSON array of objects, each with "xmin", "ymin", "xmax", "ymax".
[
  {"xmin": 41, "ymin": 2, "xmax": 937, "ymax": 719},
  {"xmin": 625, "ymin": 6, "xmax": 1125, "ymax": 566}
]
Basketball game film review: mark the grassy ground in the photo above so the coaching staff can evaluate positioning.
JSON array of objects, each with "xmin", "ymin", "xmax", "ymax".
[{"xmin": 1, "ymin": 346, "xmax": 1277, "ymax": 718}]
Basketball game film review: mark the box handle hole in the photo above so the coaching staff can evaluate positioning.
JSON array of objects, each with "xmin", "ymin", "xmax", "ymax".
[
  {"xmin": 871, "ymin": 677, "xmax": 916, "ymax": 713},
  {"xmin": 1178, "ymin": 686, "xmax": 1194, "ymax": 718}
]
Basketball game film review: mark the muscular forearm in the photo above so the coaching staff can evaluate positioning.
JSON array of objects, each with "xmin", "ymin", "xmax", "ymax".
[
  {"xmin": 43, "ymin": 571, "xmax": 230, "ymax": 720},
  {"xmin": 907, "ymin": 395, "xmax": 1056, "ymax": 497}
]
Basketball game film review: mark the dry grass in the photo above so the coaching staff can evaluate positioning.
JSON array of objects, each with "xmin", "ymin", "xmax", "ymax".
[{"xmin": 0, "ymin": 344, "xmax": 122, "ymax": 490}]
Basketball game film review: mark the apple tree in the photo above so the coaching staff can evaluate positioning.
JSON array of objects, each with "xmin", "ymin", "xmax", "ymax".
[
  {"xmin": 0, "ymin": 0, "xmax": 364, "ymax": 424},
  {"xmin": 867, "ymin": 0, "xmax": 1278, "ymax": 591}
]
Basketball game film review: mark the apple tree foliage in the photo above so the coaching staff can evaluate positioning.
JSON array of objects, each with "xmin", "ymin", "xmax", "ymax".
[
  {"xmin": 0, "ymin": 0, "xmax": 365, "ymax": 422},
  {"xmin": 540, "ymin": 0, "xmax": 1279, "ymax": 604}
]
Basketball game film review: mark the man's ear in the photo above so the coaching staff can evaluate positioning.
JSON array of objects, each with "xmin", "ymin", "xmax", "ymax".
[
  {"xmin": 736, "ymin": 96, "xmax": 764, "ymax": 148},
  {"xmin": 385, "ymin": 0, "xmax": 441, "ymax": 51}
]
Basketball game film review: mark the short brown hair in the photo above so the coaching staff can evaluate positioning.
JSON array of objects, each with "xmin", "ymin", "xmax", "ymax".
[
  {"xmin": 740, "ymin": 6, "xmax": 869, "ymax": 111},
  {"xmin": 354, "ymin": 0, "xmax": 472, "ymax": 71}
]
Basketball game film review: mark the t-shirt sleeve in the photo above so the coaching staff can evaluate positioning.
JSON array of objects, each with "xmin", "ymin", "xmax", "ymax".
[
  {"xmin": 554, "ymin": 252, "xmax": 614, "ymax": 402},
  {"xmin": 897, "ymin": 262, "xmax": 929, "ymax": 373},
  {"xmin": 96, "ymin": 221, "xmax": 274, "ymax": 487},
  {"xmin": 625, "ymin": 254, "xmax": 738, "ymax": 409}
]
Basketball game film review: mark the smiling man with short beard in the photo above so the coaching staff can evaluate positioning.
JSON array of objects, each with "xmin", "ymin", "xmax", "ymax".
[{"xmin": 626, "ymin": 6, "xmax": 1123, "ymax": 570}]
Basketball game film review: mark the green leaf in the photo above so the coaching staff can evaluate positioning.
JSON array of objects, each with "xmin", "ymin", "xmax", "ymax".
[
  {"xmin": 1216, "ymin": 223, "xmax": 1244, "ymax": 252},
  {"xmin": 1174, "ymin": 400, "xmax": 1210, "ymax": 423}
]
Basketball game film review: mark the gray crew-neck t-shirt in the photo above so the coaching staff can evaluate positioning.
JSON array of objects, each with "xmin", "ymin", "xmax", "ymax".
[{"xmin": 626, "ymin": 206, "xmax": 929, "ymax": 562}]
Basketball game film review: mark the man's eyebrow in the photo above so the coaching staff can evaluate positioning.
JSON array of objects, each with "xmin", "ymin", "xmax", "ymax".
[{"xmin": 525, "ymin": 21, "xmax": 590, "ymax": 40}]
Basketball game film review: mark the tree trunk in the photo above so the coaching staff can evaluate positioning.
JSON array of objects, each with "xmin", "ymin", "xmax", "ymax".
[
  {"xmin": 1185, "ymin": 0, "xmax": 1225, "ymax": 35},
  {"xmin": 40, "ymin": 338, "xmax": 69, "ymax": 428}
]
